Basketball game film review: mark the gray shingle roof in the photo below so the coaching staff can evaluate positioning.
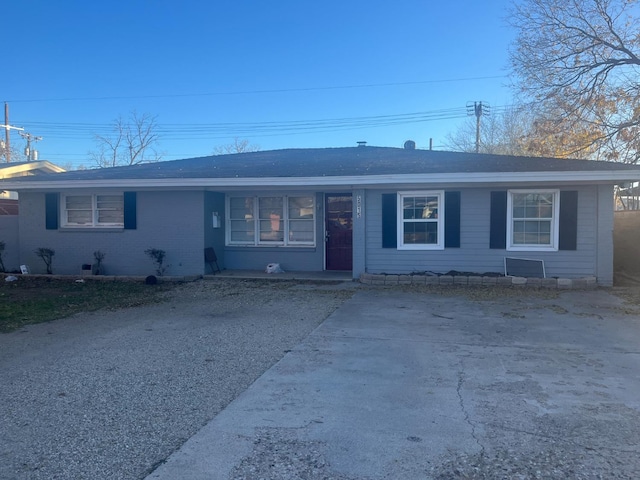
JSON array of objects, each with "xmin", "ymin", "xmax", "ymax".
[{"xmin": 4, "ymin": 147, "xmax": 640, "ymax": 182}]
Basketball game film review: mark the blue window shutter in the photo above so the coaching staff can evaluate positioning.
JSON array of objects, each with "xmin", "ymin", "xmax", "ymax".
[
  {"xmin": 559, "ymin": 191, "xmax": 578, "ymax": 250},
  {"xmin": 123, "ymin": 192, "xmax": 137, "ymax": 229},
  {"xmin": 45, "ymin": 193, "xmax": 59, "ymax": 230},
  {"xmin": 444, "ymin": 191, "xmax": 461, "ymax": 248},
  {"xmin": 382, "ymin": 193, "xmax": 397, "ymax": 248},
  {"xmin": 490, "ymin": 191, "xmax": 507, "ymax": 249}
]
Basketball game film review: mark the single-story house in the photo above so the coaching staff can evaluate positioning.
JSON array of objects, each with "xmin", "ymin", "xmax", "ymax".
[{"xmin": 1, "ymin": 145, "xmax": 640, "ymax": 285}]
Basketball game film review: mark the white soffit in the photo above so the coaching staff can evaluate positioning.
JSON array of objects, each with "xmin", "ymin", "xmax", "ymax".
[{"xmin": 1, "ymin": 170, "xmax": 640, "ymax": 190}]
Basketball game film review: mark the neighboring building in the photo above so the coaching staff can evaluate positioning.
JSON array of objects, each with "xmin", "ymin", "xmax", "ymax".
[
  {"xmin": 617, "ymin": 182, "xmax": 640, "ymax": 210},
  {"xmin": 0, "ymin": 161, "xmax": 66, "ymax": 271},
  {"xmin": 1, "ymin": 146, "xmax": 640, "ymax": 285},
  {"xmin": 0, "ymin": 160, "xmax": 65, "ymax": 179},
  {"xmin": 0, "ymin": 160, "xmax": 66, "ymax": 200}
]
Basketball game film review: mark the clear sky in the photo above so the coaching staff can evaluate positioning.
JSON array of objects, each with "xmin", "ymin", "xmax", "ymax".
[{"xmin": 2, "ymin": 0, "xmax": 516, "ymax": 169}]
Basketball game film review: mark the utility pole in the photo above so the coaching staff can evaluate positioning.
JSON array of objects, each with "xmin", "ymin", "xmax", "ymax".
[
  {"xmin": 0, "ymin": 103, "xmax": 24, "ymax": 163},
  {"xmin": 19, "ymin": 131, "xmax": 43, "ymax": 161},
  {"xmin": 466, "ymin": 101, "xmax": 490, "ymax": 154}
]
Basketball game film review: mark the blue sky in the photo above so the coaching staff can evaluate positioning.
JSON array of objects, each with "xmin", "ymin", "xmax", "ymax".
[{"xmin": 2, "ymin": 1, "xmax": 516, "ymax": 168}]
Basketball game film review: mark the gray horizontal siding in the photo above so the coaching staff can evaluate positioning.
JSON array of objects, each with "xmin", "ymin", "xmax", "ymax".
[
  {"xmin": 18, "ymin": 191, "xmax": 206, "ymax": 276},
  {"xmin": 366, "ymin": 186, "xmax": 601, "ymax": 279},
  {"xmin": 204, "ymin": 192, "xmax": 226, "ymax": 271},
  {"xmin": 224, "ymin": 246, "xmax": 322, "ymax": 271},
  {"xmin": 596, "ymin": 184, "xmax": 614, "ymax": 285}
]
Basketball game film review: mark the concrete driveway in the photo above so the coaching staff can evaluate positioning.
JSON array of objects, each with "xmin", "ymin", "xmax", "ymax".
[{"xmin": 148, "ymin": 286, "xmax": 640, "ymax": 479}]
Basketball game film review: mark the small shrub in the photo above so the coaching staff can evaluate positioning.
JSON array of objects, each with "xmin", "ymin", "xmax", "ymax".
[
  {"xmin": 93, "ymin": 250, "xmax": 106, "ymax": 275},
  {"xmin": 144, "ymin": 248, "xmax": 168, "ymax": 276},
  {"xmin": 35, "ymin": 247, "xmax": 55, "ymax": 274},
  {"xmin": 0, "ymin": 241, "xmax": 5, "ymax": 273}
]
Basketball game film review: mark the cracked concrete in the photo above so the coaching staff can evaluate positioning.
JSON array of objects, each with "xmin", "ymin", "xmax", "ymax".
[
  {"xmin": 148, "ymin": 287, "xmax": 640, "ymax": 479},
  {"xmin": 457, "ymin": 368, "xmax": 486, "ymax": 458}
]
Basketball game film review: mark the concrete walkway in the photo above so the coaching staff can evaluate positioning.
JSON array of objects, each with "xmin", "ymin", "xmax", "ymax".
[{"xmin": 147, "ymin": 287, "xmax": 640, "ymax": 479}]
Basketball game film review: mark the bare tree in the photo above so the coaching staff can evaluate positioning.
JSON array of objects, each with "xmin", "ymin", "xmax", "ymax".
[
  {"xmin": 446, "ymin": 107, "xmax": 532, "ymax": 155},
  {"xmin": 212, "ymin": 138, "xmax": 260, "ymax": 155},
  {"xmin": 445, "ymin": 114, "xmax": 505, "ymax": 154},
  {"xmin": 1, "ymin": 143, "xmax": 26, "ymax": 163},
  {"xmin": 509, "ymin": 0, "xmax": 640, "ymax": 162},
  {"xmin": 57, "ymin": 161, "xmax": 87, "ymax": 171},
  {"xmin": 446, "ymin": 106, "xmax": 547, "ymax": 155},
  {"xmin": 446, "ymin": 104, "xmax": 602, "ymax": 158},
  {"xmin": 90, "ymin": 112, "xmax": 162, "ymax": 168}
]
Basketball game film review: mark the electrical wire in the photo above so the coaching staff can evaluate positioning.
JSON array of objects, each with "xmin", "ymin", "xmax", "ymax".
[
  {"xmin": 4, "ymin": 75, "xmax": 508, "ymax": 104},
  {"xmin": 13, "ymin": 107, "xmax": 489, "ymax": 142},
  {"xmin": 8, "ymin": 103, "xmax": 513, "ymax": 162}
]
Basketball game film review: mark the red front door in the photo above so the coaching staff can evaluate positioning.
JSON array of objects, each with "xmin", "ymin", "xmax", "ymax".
[{"xmin": 325, "ymin": 194, "xmax": 353, "ymax": 271}]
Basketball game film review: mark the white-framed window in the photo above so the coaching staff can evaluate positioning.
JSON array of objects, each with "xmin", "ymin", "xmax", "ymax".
[
  {"xmin": 507, "ymin": 189, "xmax": 559, "ymax": 251},
  {"xmin": 227, "ymin": 195, "xmax": 315, "ymax": 246},
  {"xmin": 62, "ymin": 193, "xmax": 124, "ymax": 227},
  {"xmin": 397, "ymin": 191, "xmax": 445, "ymax": 250}
]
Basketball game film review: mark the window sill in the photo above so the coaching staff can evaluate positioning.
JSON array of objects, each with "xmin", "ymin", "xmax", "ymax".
[
  {"xmin": 59, "ymin": 227, "xmax": 125, "ymax": 232},
  {"xmin": 507, "ymin": 245, "xmax": 558, "ymax": 252},
  {"xmin": 226, "ymin": 245, "xmax": 316, "ymax": 251},
  {"xmin": 397, "ymin": 245, "xmax": 445, "ymax": 251}
]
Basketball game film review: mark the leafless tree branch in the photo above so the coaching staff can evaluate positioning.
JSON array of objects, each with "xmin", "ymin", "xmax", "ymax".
[
  {"xmin": 90, "ymin": 111, "xmax": 162, "ymax": 168},
  {"xmin": 509, "ymin": 0, "xmax": 640, "ymax": 162},
  {"xmin": 212, "ymin": 138, "xmax": 260, "ymax": 155}
]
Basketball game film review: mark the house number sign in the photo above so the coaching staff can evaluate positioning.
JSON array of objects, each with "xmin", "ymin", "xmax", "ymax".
[{"xmin": 356, "ymin": 195, "xmax": 362, "ymax": 219}]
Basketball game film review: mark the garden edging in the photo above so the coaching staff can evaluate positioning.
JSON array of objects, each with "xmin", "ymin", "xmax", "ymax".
[{"xmin": 359, "ymin": 273, "xmax": 598, "ymax": 289}]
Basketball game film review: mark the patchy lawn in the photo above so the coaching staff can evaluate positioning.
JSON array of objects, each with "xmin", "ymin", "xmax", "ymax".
[{"xmin": 0, "ymin": 276, "xmax": 176, "ymax": 333}]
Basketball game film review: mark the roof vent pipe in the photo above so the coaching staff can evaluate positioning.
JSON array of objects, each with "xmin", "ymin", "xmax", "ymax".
[
  {"xmin": 357, "ymin": 141, "xmax": 367, "ymax": 147},
  {"xmin": 403, "ymin": 140, "xmax": 416, "ymax": 150}
]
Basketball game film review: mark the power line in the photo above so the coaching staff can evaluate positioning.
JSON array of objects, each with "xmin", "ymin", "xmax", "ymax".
[
  {"xmin": 8, "ymin": 103, "xmax": 509, "ymax": 164},
  {"xmin": 14, "ymin": 107, "xmax": 476, "ymax": 141},
  {"xmin": 3, "ymin": 75, "xmax": 508, "ymax": 104}
]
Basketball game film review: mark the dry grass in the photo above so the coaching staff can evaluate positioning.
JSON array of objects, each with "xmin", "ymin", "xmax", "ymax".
[{"xmin": 0, "ymin": 276, "xmax": 176, "ymax": 333}]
